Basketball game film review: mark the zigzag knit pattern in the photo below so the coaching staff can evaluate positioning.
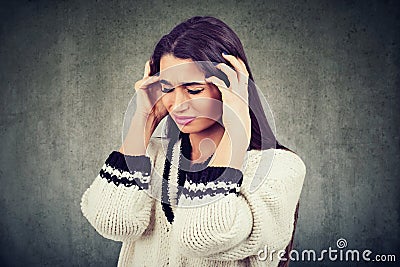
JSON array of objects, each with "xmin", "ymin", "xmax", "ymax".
[
  {"xmin": 182, "ymin": 167, "xmax": 243, "ymax": 200},
  {"xmin": 99, "ymin": 151, "xmax": 151, "ymax": 189}
]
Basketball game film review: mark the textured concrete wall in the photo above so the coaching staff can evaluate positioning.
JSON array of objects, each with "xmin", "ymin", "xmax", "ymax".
[{"xmin": 0, "ymin": 0, "xmax": 399, "ymax": 266}]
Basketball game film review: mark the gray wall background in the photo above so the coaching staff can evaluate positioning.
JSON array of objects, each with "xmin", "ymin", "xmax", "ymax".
[{"xmin": 0, "ymin": 0, "xmax": 399, "ymax": 266}]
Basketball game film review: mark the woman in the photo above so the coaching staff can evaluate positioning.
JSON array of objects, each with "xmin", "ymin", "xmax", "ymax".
[{"xmin": 81, "ymin": 16, "xmax": 306, "ymax": 267}]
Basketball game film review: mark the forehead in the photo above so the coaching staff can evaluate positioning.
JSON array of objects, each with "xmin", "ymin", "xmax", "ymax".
[{"xmin": 159, "ymin": 54, "xmax": 205, "ymax": 85}]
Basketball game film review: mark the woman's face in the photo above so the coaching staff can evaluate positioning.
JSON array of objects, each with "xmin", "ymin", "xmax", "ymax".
[{"xmin": 159, "ymin": 54, "xmax": 223, "ymax": 134}]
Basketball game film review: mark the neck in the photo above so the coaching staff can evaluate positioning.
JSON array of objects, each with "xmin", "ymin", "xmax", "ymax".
[{"xmin": 188, "ymin": 123, "xmax": 225, "ymax": 162}]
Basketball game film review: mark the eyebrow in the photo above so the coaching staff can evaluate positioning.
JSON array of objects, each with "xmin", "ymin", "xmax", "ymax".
[{"xmin": 159, "ymin": 79, "xmax": 206, "ymax": 87}]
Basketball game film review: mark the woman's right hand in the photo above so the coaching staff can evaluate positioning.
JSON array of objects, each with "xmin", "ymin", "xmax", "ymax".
[
  {"xmin": 119, "ymin": 60, "xmax": 168, "ymax": 156},
  {"xmin": 134, "ymin": 60, "xmax": 168, "ymax": 122}
]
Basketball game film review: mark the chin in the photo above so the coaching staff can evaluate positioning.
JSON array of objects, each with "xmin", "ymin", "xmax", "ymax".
[
  {"xmin": 177, "ymin": 125, "xmax": 197, "ymax": 134},
  {"xmin": 173, "ymin": 123, "xmax": 197, "ymax": 133},
  {"xmin": 182, "ymin": 126, "xmax": 216, "ymax": 135}
]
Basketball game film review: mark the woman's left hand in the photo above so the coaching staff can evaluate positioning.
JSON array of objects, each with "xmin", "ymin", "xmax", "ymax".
[{"xmin": 205, "ymin": 53, "xmax": 251, "ymax": 168}]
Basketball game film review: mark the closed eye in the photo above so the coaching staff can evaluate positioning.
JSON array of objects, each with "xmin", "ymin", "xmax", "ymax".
[
  {"xmin": 187, "ymin": 88, "xmax": 204, "ymax": 94},
  {"xmin": 161, "ymin": 87, "xmax": 205, "ymax": 95}
]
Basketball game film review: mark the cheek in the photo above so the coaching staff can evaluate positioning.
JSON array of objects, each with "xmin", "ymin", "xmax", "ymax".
[
  {"xmin": 205, "ymin": 88, "xmax": 223, "ymax": 116},
  {"xmin": 193, "ymin": 98, "xmax": 222, "ymax": 119},
  {"xmin": 161, "ymin": 94, "xmax": 171, "ymax": 110}
]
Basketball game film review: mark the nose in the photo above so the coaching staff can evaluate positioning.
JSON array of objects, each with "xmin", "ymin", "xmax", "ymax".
[{"xmin": 172, "ymin": 87, "xmax": 189, "ymax": 113}]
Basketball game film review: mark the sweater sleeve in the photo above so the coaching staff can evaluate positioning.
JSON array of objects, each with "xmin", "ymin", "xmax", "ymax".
[
  {"xmin": 80, "ymin": 146, "xmax": 156, "ymax": 242},
  {"xmin": 171, "ymin": 149, "xmax": 306, "ymax": 261}
]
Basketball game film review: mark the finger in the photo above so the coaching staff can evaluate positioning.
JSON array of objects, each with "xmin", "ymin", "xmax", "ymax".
[
  {"xmin": 236, "ymin": 58, "xmax": 249, "ymax": 76},
  {"xmin": 214, "ymin": 62, "xmax": 249, "ymax": 103},
  {"xmin": 136, "ymin": 75, "xmax": 160, "ymax": 90},
  {"xmin": 221, "ymin": 54, "xmax": 249, "ymax": 84},
  {"xmin": 221, "ymin": 54, "xmax": 248, "ymax": 76},
  {"xmin": 205, "ymin": 76, "xmax": 245, "ymax": 103},
  {"xmin": 144, "ymin": 60, "xmax": 150, "ymax": 78},
  {"xmin": 214, "ymin": 63, "xmax": 239, "ymax": 89}
]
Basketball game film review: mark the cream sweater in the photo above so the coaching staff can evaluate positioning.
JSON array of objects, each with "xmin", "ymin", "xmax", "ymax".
[{"xmin": 81, "ymin": 137, "xmax": 306, "ymax": 267}]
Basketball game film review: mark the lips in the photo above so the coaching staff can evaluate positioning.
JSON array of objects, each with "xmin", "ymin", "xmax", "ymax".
[{"xmin": 174, "ymin": 115, "xmax": 196, "ymax": 125}]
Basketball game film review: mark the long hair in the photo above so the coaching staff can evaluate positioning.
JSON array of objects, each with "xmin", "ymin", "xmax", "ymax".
[{"xmin": 147, "ymin": 16, "xmax": 298, "ymax": 265}]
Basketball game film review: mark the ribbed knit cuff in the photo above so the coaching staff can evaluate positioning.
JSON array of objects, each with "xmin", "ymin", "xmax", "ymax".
[
  {"xmin": 181, "ymin": 167, "xmax": 243, "ymax": 200},
  {"xmin": 99, "ymin": 151, "xmax": 151, "ymax": 189}
]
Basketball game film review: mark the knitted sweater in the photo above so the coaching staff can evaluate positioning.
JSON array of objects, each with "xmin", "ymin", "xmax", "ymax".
[{"xmin": 80, "ymin": 137, "xmax": 306, "ymax": 267}]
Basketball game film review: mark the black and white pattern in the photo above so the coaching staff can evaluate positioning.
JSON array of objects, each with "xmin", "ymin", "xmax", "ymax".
[
  {"xmin": 99, "ymin": 151, "xmax": 151, "ymax": 189},
  {"xmin": 181, "ymin": 167, "xmax": 243, "ymax": 200}
]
